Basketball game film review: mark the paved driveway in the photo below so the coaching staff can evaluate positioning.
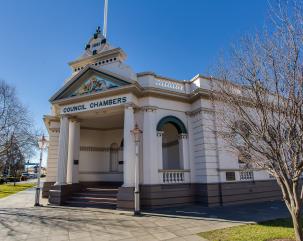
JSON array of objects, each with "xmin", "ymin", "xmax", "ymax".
[{"xmin": 0, "ymin": 187, "xmax": 290, "ymax": 241}]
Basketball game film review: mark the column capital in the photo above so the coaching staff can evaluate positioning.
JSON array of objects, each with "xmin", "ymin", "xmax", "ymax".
[
  {"xmin": 124, "ymin": 102, "xmax": 136, "ymax": 109},
  {"xmin": 157, "ymin": 131, "xmax": 164, "ymax": 137},
  {"xmin": 68, "ymin": 116, "xmax": 81, "ymax": 123},
  {"xmin": 141, "ymin": 106, "xmax": 158, "ymax": 112},
  {"xmin": 178, "ymin": 133, "xmax": 188, "ymax": 139},
  {"xmin": 60, "ymin": 114, "xmax": 69, "ymax": 119}
]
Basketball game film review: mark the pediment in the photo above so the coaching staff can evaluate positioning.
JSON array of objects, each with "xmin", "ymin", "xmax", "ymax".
[
  {"xmin": 50, "ymin": 67, "xmax": 131, "ymax": 102},
  {"xmin": 71, "ymin": 75, "xmax": 119, "ymax": 97}
]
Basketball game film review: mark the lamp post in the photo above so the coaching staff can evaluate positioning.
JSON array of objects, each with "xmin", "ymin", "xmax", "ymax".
[
  {"xmin": 131, "ymin": 124, "xmax": 142, "ymax": 216},
  {"xmin": 35, "ymin": 134, "xmax": 48, "ymax": 207}
]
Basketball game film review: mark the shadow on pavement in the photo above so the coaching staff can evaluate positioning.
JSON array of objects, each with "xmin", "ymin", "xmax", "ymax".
[{"xmin": 142, "ymin": 200, "xmax": 290, "ymax": 223}]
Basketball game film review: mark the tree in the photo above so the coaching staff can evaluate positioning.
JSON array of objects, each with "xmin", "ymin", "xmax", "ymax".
[
  {"xmin": 3, "ymin": 136, "xmax": 26, "ymax": 185},
  {"xmin": 0, "ymin": 80, "xmax": 37, "ymax": 178},
  {"xmin": 211, "ymin": 1, "xmax": 303, "ymax": 240}
]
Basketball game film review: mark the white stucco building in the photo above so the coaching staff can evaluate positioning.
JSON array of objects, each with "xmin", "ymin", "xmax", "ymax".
[{"xmin": 43, "ymin": 27, "xmax": 281, "ymax": 210}]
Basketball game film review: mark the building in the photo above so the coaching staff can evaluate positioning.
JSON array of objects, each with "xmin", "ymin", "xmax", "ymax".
[{"xmin": 43, "ymin": 27, "xmax": 281, "ymax": 210}]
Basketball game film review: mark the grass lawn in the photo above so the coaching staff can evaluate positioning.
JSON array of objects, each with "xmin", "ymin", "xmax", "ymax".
[
  {"xmin": 199, "ymin": 218, "xmax": 298, "ymax": 241},
  {"xmin": 0, "ymin": 183, "xmax": 36, "ymax": 198}
]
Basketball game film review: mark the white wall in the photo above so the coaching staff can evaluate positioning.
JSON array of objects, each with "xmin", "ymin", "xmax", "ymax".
[
  {"xmin": 79, "ymin": 128, "xmax": 124, "ymax": 182},
  {"xmin": 46, "ymin": 85, "xmax": 274, "ymax": 185}
]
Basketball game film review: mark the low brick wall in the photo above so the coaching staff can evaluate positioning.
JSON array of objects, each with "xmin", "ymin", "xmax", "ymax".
[{"xmin": 195, "ymin": 180, "xmax": 282, "ymax": 207}]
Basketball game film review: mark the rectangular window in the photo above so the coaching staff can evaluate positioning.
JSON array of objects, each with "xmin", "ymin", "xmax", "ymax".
[{"xmin": 226, "ymin": 172, "xmax": 236, "ymax": 181}]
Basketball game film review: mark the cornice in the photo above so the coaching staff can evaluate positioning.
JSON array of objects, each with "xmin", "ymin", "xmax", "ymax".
[
  {"xmin": 52, "ymin": 84, "xmax": 142, "ymax": 105},
  {"xmin": 68, "ymin": 48, "xmax": 125, "ymax": 66},
  {"xmin": 140, "ymin": 106, "xmax": 158, "ymax": 113},
  {"xmin": 185, "ymin": 107, "xmax": 215, "ymax": 117}
]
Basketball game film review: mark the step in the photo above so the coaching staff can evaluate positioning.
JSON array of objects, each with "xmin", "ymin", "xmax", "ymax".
[
  {"xmin": 85, "ymin": 187, "xmax": 119, "ymax": 192},
  {"xmin": 73, "ymin": 192, "xmax": 117, "ymax": 198},
  {"xmin": 68, "ymin": 199, "xmax": 116, "ymax": 205},
  {"xmin": 65, "ymin": 185, "xmax": 120, "ymax": 209},
  {"xmin": 65, "ymin": 200, "xmax": 116, "ymax": 209},
  {"xmin": 82, "ymin": 190, "xmax": 118, "ymax": 195},
  {"xmin": 70, "ymin": 196, "xmax": 117, "ymax": 203}
]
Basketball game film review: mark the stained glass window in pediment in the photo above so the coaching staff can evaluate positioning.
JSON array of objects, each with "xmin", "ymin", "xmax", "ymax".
[{"xmin": 71, "ymin": 76, "xmax": 119, "ymax": 97}]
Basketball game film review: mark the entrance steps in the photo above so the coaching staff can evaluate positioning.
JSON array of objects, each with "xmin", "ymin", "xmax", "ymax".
[{"xmin": 65, "ymin": 185, "xmax": 119, "ymax": 209}]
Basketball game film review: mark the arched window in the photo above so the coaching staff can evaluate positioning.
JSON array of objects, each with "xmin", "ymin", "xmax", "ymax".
[
  {"xmin": 162, "ymin": 123, "xmax": 180, "ymax": 169},
  {"xmin": 110, "ymin": 143, "xmax": 119, "ymax": 172},
  {"xmin": 157, "ymin": 116, "xmax": 187, "ymax": 134},
  {"xmin": 157, "ymin": 116, "xmax": 187, "ymax": 170}
]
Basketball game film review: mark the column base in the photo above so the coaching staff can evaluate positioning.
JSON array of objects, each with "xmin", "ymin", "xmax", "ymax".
[
  {"xmin": 48, "ymin": 183, "xmax": 81, "ymax": 205},
  {"xmin": 42, "ymin": 182, "xmax": 55, "ymax": 198},
  {"xmin": 117, "ymin": 186, "xmax": 134, "ymax": 211},
  {"xmin": 134, "ymin": 210, "xmax": 142, "ymax": 216}
]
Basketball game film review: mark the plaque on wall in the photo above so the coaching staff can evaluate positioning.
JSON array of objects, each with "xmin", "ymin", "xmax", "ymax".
[
  {"xmin": 118, "ymin": 161, "xmax": 124, "ymax": 165},
  {"xmin": 74, "ymin": 160, "xmax": 79, "ymax": 165}
]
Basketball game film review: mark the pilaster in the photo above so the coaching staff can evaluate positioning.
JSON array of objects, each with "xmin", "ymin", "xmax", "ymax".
[
  {"xmin": 156, "ymin": 131, "xmax": 164, "ymax": 171},
  {"xmin": 123, "ymin": 104, "xmax": 135, "ymax": 187},
  {"xmin": 55, "ymin": 115, "xmax": 69, "ymax": 185},
  {"xmin": 142, "ymin": 106, "xmax": 158, "ymax": 184},
  {"xmin": 178, "ymin": 133, "xmax": 190, "ymax": 170}
]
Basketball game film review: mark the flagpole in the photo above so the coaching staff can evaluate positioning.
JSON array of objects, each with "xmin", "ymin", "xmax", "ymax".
[{"xmin": 103, "ymin": 0, "xmax": 108, "ymax": 38}]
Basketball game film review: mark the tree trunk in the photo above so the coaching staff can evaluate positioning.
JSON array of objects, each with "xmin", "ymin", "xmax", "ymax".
[{"xmin": 290, "ymin": 211, "xmax": 303, "ymax": 241}]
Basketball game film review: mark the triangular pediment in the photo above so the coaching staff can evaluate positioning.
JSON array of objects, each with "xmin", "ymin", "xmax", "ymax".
[
  {"xmin": 71, "ymin": 75, "xmax": 119, "ymax": 97},
  {"xmin": 50, "ymin": 67, "xmax": 132, "ymax": 102}
]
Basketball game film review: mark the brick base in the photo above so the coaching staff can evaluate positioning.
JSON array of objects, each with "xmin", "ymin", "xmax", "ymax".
[
  {"xmin": 42, "ymin": 182, "xmax": 55, "ymax": 198},
  {"xmin": 48, "ymin": 183, "xmax": 81, "ymax": 205},
  {"xmin": 44, "ymin": 180, "xmax": 282, "ymax": 209}
]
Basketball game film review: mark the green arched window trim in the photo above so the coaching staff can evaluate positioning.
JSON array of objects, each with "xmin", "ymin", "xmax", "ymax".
[{"xmin": 156, "ymin": 116, "xmax": 187, "ymax": 134}]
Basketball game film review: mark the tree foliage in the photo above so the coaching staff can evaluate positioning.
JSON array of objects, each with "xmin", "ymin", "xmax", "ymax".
[
  {"xmin": 0, "ymin": 80, "xmax": 37, "ymax": 177},
  {"xmin": 212, "ymin": 1, "xmax": 303, "ymax": 240}
]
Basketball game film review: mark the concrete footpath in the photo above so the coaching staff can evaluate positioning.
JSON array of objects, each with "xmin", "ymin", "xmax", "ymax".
[{"xmin": 0, "ymin": 186, "xmax": 289, "ymax": 241}]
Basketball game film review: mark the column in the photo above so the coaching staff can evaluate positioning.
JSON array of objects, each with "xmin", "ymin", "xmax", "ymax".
[
  {"xmin": 67, "ymin": 119, "xmax": 80, "ymax": 184},
  {"xmin": 179, "ymin": 133, "xmax": 190, "ymax": 170},
  {"xmin": 123, "ymin": 105, "xmax": 135, "ymax": 187},
  {"xmin": 156, "ymin": 131, "xmax": 164, "ymax": 170},
  {"xmin": 156, "ymin": 131, "xmax": 164, "ymax": 183},
  {"xmin": 55, "ymin": 115, "xmax": 69, "ymax": 185},
  {"xmin": 179, "ymin": 133, "xmax": 190, "ymax": 182},
  {"xmin": 142, "ymin": 107, "xmax": 158, "ymax": 184}
]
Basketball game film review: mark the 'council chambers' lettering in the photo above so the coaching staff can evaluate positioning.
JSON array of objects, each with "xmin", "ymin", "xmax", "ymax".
[{"xmin": 62, "ymin": 96, "xmax": 127, "ymax": 114}]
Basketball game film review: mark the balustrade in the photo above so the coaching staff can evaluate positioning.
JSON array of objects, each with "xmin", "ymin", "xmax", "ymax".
[{"xmin": 158, "ymin": 169, "xmax": 190, "ymax": 184}]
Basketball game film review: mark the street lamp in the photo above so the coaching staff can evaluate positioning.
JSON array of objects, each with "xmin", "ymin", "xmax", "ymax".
[
  {"xmin": 131, "ymin": 124, "xmax": 142, "ymax": 216},
  {"xmin": 35, "ymin": 134, "xmax": 48, "ymax": 207}
]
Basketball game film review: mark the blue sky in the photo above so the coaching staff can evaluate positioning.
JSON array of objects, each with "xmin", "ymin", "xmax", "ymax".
[{"xmin": 0, "ymin": 0, "xmax": 268, "ymax": 162}]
